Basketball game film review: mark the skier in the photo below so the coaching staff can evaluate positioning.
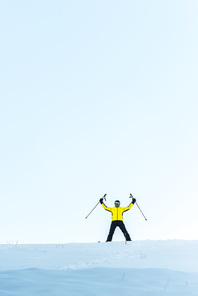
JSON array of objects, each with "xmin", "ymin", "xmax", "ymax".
[{"xmin": 99, "ymin": 197, "xmax": 136, "ymax": 242}]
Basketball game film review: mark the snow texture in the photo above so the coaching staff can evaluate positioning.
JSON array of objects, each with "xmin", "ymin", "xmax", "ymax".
[{"xmin": 0, "ymin": 240, "xmax": 198, "ymax": 295}]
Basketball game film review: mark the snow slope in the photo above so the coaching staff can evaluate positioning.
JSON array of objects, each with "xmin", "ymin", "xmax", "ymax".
[{"xmin": 0, "ymin": 240, "xmax": 198, "ymax": 295}]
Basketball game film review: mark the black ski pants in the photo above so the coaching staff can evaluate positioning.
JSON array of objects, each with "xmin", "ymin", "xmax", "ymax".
[{"xmin": 106, "ymin": 220, "xmax": 131, "ymax": 242}]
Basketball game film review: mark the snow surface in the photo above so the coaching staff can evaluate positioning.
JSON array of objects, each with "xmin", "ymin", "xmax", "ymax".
[{"xmin": 0, "ymin": 240, "xmax": 198, "ymax": 295}]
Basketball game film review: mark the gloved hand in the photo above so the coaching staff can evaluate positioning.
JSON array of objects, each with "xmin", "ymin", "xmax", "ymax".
[
  {"xmin": 99, "ymin": 198, "xmax": 103, "ymax": 204},
  {"xmin": 132, "ymin": 198, "xmax": 136, "ymax": 204}
]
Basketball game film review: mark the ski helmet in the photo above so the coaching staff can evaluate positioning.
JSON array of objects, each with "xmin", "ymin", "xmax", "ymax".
[{"xmin": 114, "ymin": 200, "xmax": 120, "ymax": 206}]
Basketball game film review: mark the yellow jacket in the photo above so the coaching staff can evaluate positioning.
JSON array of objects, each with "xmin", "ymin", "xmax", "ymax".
[{"xmin": 101, "ymin": 202, "xmax": 133, "ymax": 221}]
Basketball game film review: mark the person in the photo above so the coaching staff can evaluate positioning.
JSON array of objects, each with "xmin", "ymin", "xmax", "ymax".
[{"xmin": 99, "ymin": 197, "xmax": 136, "ymax": 242}]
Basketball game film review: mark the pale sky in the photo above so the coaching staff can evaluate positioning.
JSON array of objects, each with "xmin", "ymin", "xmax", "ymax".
[{"xmin": 0, "ymin": 0, "xmax": 198, "ymax": 243}]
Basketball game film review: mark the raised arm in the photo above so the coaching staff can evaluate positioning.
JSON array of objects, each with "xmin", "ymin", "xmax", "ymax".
[
  {"xmin": 122, "ymin": 198, "xmax": 136, "ymax": 212},
  {"xmin": 99, "ymin": 198, "xmax": 112, "ymax": 212}
]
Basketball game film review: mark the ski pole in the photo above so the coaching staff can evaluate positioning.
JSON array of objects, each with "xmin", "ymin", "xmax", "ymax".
[
  {"xmin": 130, "ymin": 193, "xmax": 147, "ymax": 221},
  {"xmin": 85, "ymin": 194, "xmax": 107, "ymax": 219}
]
